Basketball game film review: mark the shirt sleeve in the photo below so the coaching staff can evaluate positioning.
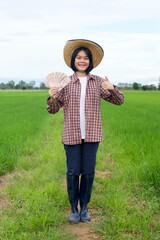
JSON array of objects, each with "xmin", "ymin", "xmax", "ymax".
[
  {"xmin": 100, "ymin": 79, "xmax": 124, "ymax": 105},
  {"xmin": 47, "ymin": 89, "xmax": 64, "ymax": 114}
]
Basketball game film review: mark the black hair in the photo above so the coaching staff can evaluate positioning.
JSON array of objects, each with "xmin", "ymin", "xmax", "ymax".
[{"xmin": 71, "ymin": 47, "xmax": 93, "ymax": 74}]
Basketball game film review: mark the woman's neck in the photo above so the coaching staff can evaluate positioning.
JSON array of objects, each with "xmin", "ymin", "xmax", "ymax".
[{"xmin": 75, "ymin": 71, "xmax": 88, "ymax": 77}]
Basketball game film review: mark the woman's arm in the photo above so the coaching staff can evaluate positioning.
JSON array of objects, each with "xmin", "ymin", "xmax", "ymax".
[
  {"xmin": 100, "ymin": 76, "xmax": 124, "ymax": 105},
  {"xmin": 47, "ymin": 87, "xmax": 64, "ymax": 114}
]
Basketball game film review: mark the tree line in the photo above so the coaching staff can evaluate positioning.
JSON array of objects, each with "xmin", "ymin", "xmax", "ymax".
[
  {"xmin": 0, "ymin": 80, "xmax": 160, "ymax": 90},
  {"xmin": 117, "ymin": 81, "xmax": 160, "ymax": 90},
  {"xmin": 0, "ymin": 80, "xmax": 47, "ymax": 90}
]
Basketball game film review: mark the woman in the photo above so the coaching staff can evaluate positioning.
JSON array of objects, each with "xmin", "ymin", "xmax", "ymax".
[{"xmin": 47, "ymin": 39, "xmax": 124, "ymax": 224}]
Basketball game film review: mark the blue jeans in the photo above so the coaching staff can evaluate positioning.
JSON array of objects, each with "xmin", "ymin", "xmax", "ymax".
[{"xmin": 64, "ymin": 140, "xmax": 99, "ymax": 176}]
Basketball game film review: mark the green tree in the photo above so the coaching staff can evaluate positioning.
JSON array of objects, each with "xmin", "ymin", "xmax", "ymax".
[
  {"xmin": 8, "ymin": 80, "xmax": 15, "ymax": 89},
  {"xmin": 26, "ymin": 81, "xmax": 35, "ymax": 89},
  {"xmin": 0, "ymin": 82, "xmax": 7, "ymax": 89},
  {"xmin": 16, "ymin": 80, "xmax": 26, "ymax": 89},
  {"xmin": 132, "ymin": 82, "xmax": 141, "ymax": 90},
  {"xmin": 148, "ymin": 84, "xmax": 157, "ymax": 90},
  {"xmin": 40, "ymin": 82, "xmax": 47, "ymax": 89},
  {"xmin": 158, "ymin": 78, "xmax": 160, "ymax": 91},
  {"xmin": 141, "ymin": 85, "xmax": 148, "ymax": 91}
]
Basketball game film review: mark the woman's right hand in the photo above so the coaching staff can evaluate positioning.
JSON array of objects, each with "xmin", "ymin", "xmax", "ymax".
[{"xmin": 49, "ymin": 86, "xmax": 59, "ymax": 99}]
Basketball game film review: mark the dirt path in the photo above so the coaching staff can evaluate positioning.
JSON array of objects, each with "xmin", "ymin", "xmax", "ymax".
[
  {"xmin": 63, "ymin": 206, "xmax": 104, "ymax": 240},
  {"xmin": 64, "ymin": 222, "xmax": 102, "ymax": 240},
  {"xmin": 62, "ymin": 170, "xmax": 111, "ymax": 240},
  {"xmin": 0, "ymin": 172, "xmax": 15, "ymax": 213}
]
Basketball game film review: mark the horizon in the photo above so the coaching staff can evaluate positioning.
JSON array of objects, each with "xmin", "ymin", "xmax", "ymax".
[{"xmin": 0, "ymin": 77, "xmax": 159, "ymax": 88}]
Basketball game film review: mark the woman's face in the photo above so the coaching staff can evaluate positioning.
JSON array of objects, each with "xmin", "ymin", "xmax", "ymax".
[{"xmin": 74, "ymin": 50, "xmax": 90, "ymax": 73}]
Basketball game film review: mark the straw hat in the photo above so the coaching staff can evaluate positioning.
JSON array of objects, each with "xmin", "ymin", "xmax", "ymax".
[{"xmin": 63, "ymin": 39, "xmax": 104, "ymax": 69}]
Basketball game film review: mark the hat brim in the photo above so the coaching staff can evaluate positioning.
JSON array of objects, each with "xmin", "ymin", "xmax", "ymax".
[{"xmin": 63, "ymin": 39, "xmax": 104, "ymax": 69}]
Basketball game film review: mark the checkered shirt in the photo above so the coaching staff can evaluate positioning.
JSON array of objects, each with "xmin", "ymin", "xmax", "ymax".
[{"xmin": 47, "ymin": 72, "xmax": 124, "ymax": 145}]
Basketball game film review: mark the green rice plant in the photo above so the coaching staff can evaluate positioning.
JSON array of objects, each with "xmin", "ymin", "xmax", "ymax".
[
  {"xmin": 92, "ymin": 91, "xmax": 160, "ymax": 239},
  {"xmin": 0, "ymin": 98, "xmax": 73, "ymax": 239},
  {"xmin": 99, "ymin": 91, "xmax": 160, "ymax": 192},
  {"xmin": 0, "ymin": 91, "xmax": 49, "ymax": 175}
]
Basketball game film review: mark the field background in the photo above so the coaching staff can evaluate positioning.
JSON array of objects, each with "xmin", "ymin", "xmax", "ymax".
[{"xmin": 0, "ymin": 90, "xmax": 160, "ymax": 239}]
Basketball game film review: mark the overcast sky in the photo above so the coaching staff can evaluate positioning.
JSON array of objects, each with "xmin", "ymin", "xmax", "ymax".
[{"xmin": 0, "ymin": 0, "xmax": 160, "ymax": 86}]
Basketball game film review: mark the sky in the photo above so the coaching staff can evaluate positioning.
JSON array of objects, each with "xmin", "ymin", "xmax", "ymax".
[{"xmin": 0, "ymin": 0, "xmax": 160, "ymax": 86}]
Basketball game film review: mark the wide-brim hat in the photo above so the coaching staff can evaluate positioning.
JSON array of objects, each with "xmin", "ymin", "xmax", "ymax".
[{"xmin": 63, "ymin": 39, "xmax": 104, "ymax": 69}]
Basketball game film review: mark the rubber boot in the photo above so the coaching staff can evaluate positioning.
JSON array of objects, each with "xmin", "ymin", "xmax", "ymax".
[
  {"xmin": 66, "ymin": 174, "xmax": 80, "ymax": 224},
  {"xmin": 79, "ymin": 173, "xmax": 94, "ymax": 222}
]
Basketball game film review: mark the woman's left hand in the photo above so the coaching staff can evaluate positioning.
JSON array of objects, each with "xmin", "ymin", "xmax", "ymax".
[{"xmin": 102, "ymin": 76, "xmax": 114, "ymax": 90}]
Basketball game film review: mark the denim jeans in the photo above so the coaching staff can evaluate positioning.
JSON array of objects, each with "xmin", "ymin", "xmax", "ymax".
[{"xmin": 64, "ymin": 140, "xmax": 99, "ymax": 175}]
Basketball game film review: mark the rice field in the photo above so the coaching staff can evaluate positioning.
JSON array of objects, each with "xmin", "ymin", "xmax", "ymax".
[
  {"xmin": 0, "ymin": 90, "xmax": 160, "ymax": 239},
  {"xmin": 99, "ymin": 91, "xmax": 160, "ymax": 191},
  {"xmin": 0, "ymin": 91, "xmax": 49, "ymax": 174}
]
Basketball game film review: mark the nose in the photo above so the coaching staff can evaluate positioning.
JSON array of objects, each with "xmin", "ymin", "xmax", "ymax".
[{"xmin": 80, "ymin": 58, "xmax": 86, "ymax": 62}]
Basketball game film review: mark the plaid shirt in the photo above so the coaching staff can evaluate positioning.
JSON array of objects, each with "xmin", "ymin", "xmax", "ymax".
[{"xmin": 47, "ymin": 73, "xmax": 124, "ymax": 145}]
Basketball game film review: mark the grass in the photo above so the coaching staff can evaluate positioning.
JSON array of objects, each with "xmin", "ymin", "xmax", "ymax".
[
  {"xmin": 101, "ymin": 91, "xmax": 160, "ymax": 191},
  {"xmin": 0, "ymin": 91, "xmax": 72, "ymax": 239},
  {"xmin": 0, "ymin": 90, "xmax": 160, "ymax": 239},
  {"xmin": 0, "ymin": 91, "xmax": 50, "ymax": 174},
  {"xmin": 92, "ymin": 91, "xmax": 160, "ymax": 239}
]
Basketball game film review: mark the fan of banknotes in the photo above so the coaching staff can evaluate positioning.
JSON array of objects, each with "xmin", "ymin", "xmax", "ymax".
[{"xmin": 45, "ymin": 72, "xmax": 70, "ymax": 90}]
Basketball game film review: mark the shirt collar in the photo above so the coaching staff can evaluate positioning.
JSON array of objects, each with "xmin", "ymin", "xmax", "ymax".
[{"xmin": 71, "ymin": 72, "xmax": 95, "ymax": 83}]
